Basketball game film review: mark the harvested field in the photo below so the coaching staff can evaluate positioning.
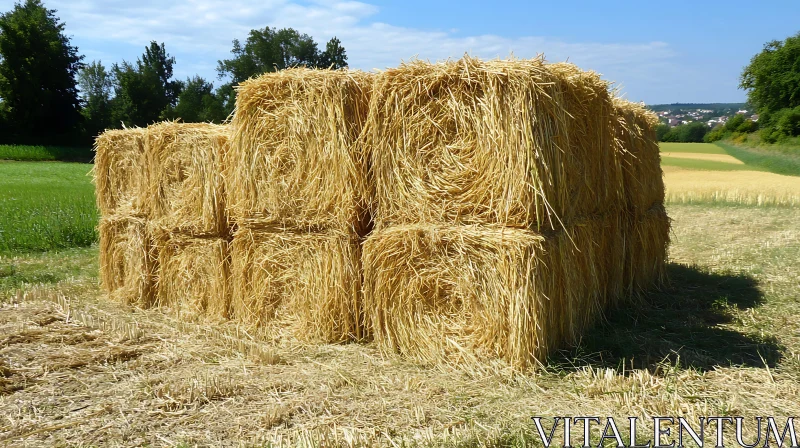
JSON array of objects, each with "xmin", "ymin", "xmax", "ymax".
[{"xmin": 664, "ymin": 168, "xmax": 800, "ymax": 206}]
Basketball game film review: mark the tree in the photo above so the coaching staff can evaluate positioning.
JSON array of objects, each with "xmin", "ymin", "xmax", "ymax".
[
  {"xmin": 319, "ymin": 37, "xmax": 348, "ymax": 69},
  {"xmin": 110, "ymin": 41, "xmax": 182, "ymax": 127},
  {"xmin": 740, "ymin": 32, "xmax": 800, "ymax": 114},
  {"xmin": 167, "ymin": 75, "xmax": 227, "ymax": 123},
  {"xmin": 78, "ymin": 60, "xmax": 113, "ymax": 136},
  {"xmin": 0, "ymin": 0, "xmax": 83, "ymax": 142},
  {"xmin": 217, "ymin": 27, "xmax": 322, "ymax": 85},
  {"xmin": 655, "ymin": 123, "xmax": 671, "ymax": 142},
  {"xmin": 216, "ymin": 28, "xmax": 346, "ymax": 116}
]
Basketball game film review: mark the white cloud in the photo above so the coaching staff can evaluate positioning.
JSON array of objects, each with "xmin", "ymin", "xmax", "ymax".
[{"xmin": 44, "ymin": 0, "xmax": 678, "ymax": 101}]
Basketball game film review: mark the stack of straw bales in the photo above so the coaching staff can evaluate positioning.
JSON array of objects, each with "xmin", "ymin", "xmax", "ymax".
[
  {"xmin": 361, "ymin": 57, "xmax": 669, "ymax": 368},
  {"xmin": 94, "ymin": 56, "xmax": 668, "ymax": 369},
  {"xmin": 96, "ymin": 123, "xmax": 232, "ymax": 319},
  {"xmin": 145, "ymin": 122, "xmax": 231, "ymax": 320},
  {"xmin": 226, "ymin": 69, "xmax": 371, "ymax": 341},
  {"xmin": 95, "ymin": 128, "xmax": 155, "ymax": 306}
]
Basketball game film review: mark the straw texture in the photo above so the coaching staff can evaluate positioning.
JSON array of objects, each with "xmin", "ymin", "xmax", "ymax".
[
  {"xmin": 153, "ymin": 235, "xmax": 230, "ymax": 320},
  {"xmin": 364, "ymin": 57, "xmax": 621, "ymax": 231},
  {"xmin": 145, "ymin": 122, "xmax": 230, "ymax": 237},
  {"xmin": 230, "ymin": 227, "xmax": 362, "ymax": 342},
  {"xmin": 98, "ymin": 213, "xmax": 155, "ymax": 307},
  {"xmin": 227, "ymin": 69, "xmax": 372, "ymax": 233},
  {"xmin": 613, "ymin": 99, "xmax": 665, "ymax": 212},
  {"xmin": 94, "ymin": 128, "xmax": 147, "ymax": 215}
]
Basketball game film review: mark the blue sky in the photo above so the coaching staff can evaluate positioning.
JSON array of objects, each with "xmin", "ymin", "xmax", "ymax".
[{"xmin": 5, "ymin": 0, "xmax": 799, "ymax": 104}]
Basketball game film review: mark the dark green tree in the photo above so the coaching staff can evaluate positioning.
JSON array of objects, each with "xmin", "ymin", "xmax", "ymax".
[
  {"xmin": 78, "ymin": 60, "xmax": 113, "ymax": 136},
  {"xmin": 724, "ymin": 114, "xmax": 746, "ymax": 133},
  {"xmin": 0, "ymin": 0, "xmax": 83, "ymax": 142},
  {"xmin": 740, "ymin": 32, "xmax": 800, "ymax": 114},
  {"xmin": 318, "ymin": 36, "xmax": 348, "ymax": 69},
  {"xmin": 166, "ymin": 75, "xmax": 227, "ymax": 123},
  {"xmin": 216, "ymin": 27, "xmax": 345, "ymax": 115},
  {"xmin": 217, "ymin": 27, "xmax": 321, "ymax": 85},
  {"xmin": 655, "ymin": 123, "xmax": 671, "ymax": 142},
  {"xmin": 110, "ymin": 41, "xmax": 182, "ymax": 127}
]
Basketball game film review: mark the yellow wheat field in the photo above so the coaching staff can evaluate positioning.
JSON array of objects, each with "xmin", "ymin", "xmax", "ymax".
[
  {"xmin": 660, "ymin": 152, "xmax": 744, "ymax": 164},
  {"xmin": 664, "ymin": 166, "xmax": 800, "ymax": 206}
]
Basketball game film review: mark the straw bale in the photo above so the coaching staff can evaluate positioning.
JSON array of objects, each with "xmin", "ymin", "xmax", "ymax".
[
  {"xmin": 230, "ymin": 227, "xmax": 362, "ymax": 342},
  {"xmin": 624, "ymin": 204, "xmax": 671, "ymax": 294},
  {"xmin": 153, "ymin": 235, "xmax": 230, "ymax": 320},
  {"xmin": 227, "ymin": 69, "xmax": 372, "ymax": 233},
  {"xmin": 98, "ymin": 213, "xmax": 155, "ymax": 307},
  {"xmin": 145, "ymin": 122, "xmax": 230, "ymax": 236},
  {"xmin": 612, "ymin": 99, "xmax": 665, "ymax": 211},
  {"xmin": 362, "ymin": 220, "xmax": 622, "ymax": 369},
  {"xmin": 364, "ymin": 56, "xmax": 619, "ymax": 232},
  {"xmin": 93, "ymin": 128, "xmax": 147, "ymax": 215}
]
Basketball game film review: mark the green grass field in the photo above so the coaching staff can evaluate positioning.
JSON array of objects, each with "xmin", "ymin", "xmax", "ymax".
[
  {"xmin": 0, "ymin": 161, "xmax": 97, "ymax": 253},
  {"xmin": 0, "ymin": 144, "xmax": 94, "ymax": 162}
]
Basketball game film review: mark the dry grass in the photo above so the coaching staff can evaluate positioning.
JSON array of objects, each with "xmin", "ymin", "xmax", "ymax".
[
  {"xmin": 97, "ymin": 212, "xmax": 155, "ymax": 308},
  {"xmin": 664, "ymin": 167, "xmax": 800, "ymax": 206},
  {"xmin": 93, "ymin": 127, "xmax": 147, "ymax": 216},
  {"xmin": 230, "ymin": 227, "xmax": 362, "ymax": 342},
  {"xmin": 153, "ymin": 235, "xmax": 230, "ymax": 320},
  {"xmin": 227, "ymin": 69, "xmax": 372, "ymax": 233},
  {"xmin": 364, "ymin": 56, "xmax": 620, "ymax": 232},
  {"xmin": 145, "ymin": 122, "xmax": 230, "ymax": 237}
]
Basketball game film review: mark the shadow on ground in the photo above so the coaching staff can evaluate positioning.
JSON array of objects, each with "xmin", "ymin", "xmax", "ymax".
[{"xmin": 549, "ymin": 263, "xmax": 783, "ymax": 372}]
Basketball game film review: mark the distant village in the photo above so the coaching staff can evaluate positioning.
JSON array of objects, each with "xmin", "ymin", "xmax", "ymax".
[{"xmin": 652, "ymin": 105, "xmax": 758, "ymax": 128}]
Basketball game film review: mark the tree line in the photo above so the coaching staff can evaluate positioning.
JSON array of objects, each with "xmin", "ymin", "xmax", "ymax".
[
  {"xmin": 0, "ymin": 0, "xmax": 348, "ymax": 146},
  {"xmin": 656, "ymin": 31, "xmax": 800, "ymax": 145}
]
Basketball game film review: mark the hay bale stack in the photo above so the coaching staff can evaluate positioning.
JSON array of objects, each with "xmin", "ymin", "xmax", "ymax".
[
  {"xmin": 364, "ymin": 57, "xmax": 620, "ymax": 232},
  {"xmin": 141, "ymin": 122, "xmax": 233, "ymax": 318},
  {"xmin": 98, "ymin": 212, "xmax": 155, "ymax": 307},
  {"xmin": 95, "ymin": 128, "xmax": 156, "ymax": 307},
  {"xmin": 145, "ymin": 122, "xmax": 230, "ymax": 237},
  {"xmin": 94, "ymin": 128, "xmax": 147, "ymax": 216},
  {"xmin": 227, "ymin": 69, "xmax": 372, "ymax": 341},
  {"xmin": 153, "ymin": 234, "xmax": 230, "ymax": 320},
  {"xmin": 361, "ymin": 57, "xmax": 669, "ymax": 367}
]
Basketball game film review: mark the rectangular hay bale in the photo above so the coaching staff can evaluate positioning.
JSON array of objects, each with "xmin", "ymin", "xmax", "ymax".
[
  {"xmin": 153, "ymin": 234, "xmax": 230, "ymax": 320},
  {"xmin": 93, "ymin": 128, "xmax": 147, "ymax": 215},
  {"xmin": 364, "ymin": 57, "xmax": 622, "ymax": 231},
  {"xmin": 145, "ymin": 122, "xmax": 230, "ymax": 236},
  {"xmin": 98, "ymin": 214, "xmax": 155, "ymax": 307},
  {"xmin": 230, "ymin": 227, "xmax": 362, "ymax": 342},
  {"xmin": 362, "ymin": 221, "xmax": 619, "ymax": 369},
  {"xmin": 227, "ymin": 69, "xmax": 372, "ymax": 233}
]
